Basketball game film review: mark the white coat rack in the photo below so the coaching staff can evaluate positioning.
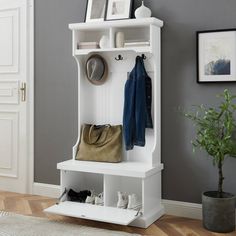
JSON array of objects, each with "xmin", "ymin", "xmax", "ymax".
[{"xmin": 45, "ymin": 17, "xmax": 164, "ymax": 228}]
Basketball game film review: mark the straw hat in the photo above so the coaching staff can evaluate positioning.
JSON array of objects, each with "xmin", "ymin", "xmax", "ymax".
[{"xmin": 86, "ymin": 54, "xmax": 108, "ymax": 85}]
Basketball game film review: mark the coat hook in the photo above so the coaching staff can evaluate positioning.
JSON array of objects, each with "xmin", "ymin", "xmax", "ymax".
[
  {"xmin": 141, "ymin": 54, "xmax": 147, "ymax": 60},
  {"xmin": 115, "ymin": 55, "xmax": 123, "ymax": 61}
]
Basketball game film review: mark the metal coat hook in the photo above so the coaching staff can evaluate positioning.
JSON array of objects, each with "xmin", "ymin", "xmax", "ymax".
[
  {"xmin": 115, "ymin": 55, "xmax": 123, "ymax": 61},
  {"xmin": 115, "ymin": 54, "xmax": 146, "ymax": 61},
  {"xmin": 141, "ymin": 54, "xmax": 147, "ymax": 60}
]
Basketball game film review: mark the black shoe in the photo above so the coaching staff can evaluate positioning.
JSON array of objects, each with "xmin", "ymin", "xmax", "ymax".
[{"xmin": 68, "ymin": 189, "xmax": 91, "ymax": 203}]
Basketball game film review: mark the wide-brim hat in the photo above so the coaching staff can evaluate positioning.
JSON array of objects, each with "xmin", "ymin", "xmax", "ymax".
[{"xmin": 86, "ymin": 54, "xmax": 108, "ymax": 85}]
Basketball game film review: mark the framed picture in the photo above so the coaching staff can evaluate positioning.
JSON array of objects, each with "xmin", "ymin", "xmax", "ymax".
[
  {"xmin": 85, "ymin": 0, "xmax": 107, "ymax": 22},
  {"xmin": 197, "ymin": 29, "xmax": 236, "ymax": 83},
  {"xmin": 105, "ymin": 0, "xmax": 133, "ymax": 21}
]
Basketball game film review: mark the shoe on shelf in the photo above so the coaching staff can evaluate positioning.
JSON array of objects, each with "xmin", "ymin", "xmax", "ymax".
[
  {"xmin": 95, "ymin": 193, "xmax": 104, "ymax": 206},
  {"xmin": 85, "ymin": 190, "xmax": 96, "ymax": 204},
  {"xmin": 68, "ymin": 189, "xmax": 91, "ymax": 203},
  {"xmin": 85, "ymin": 195, "xmax": 95, "ymax": 204},
  {"xmin": 127, "ymin": 194, "xmax": 142, "ymax": 211},
  {"xmin": 56, "ymin": 188, "xmax": 67, "ymax": 205},
  {"xmin": 117, "ymin": 191, "xmax": 128, "ymax": 209}
]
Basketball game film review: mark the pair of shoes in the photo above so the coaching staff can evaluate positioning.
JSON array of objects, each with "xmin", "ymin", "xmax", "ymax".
[
  {"xmin": 117, "ymin": 192, "xmax": 142, "ymax": 210},
  {"xmin": 68, "ymin": 189, "xmax": 91, "ymax": 203},
  {"xmin": 95, "ymin": 193, "xmax": 104, "ymax": 206},
  {"xmin": 117, "ymin": 191, "xmax": 128, "ymax": 209},
  {"xmin": 86, "ymin": 192, "xmax": 104, "ymax": 206},
  {"xmin": 127, "ymin": 194, "xmax": 142, "ymax": 210}
]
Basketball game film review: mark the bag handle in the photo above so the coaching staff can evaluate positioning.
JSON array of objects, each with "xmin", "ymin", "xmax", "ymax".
[
  {"xmin": 87, "ymin": 125, "xmax": 102, "ymax": 144},
  {"xmin": 87, "ymin": 125, "xmax": 112, "ymax": 146}
]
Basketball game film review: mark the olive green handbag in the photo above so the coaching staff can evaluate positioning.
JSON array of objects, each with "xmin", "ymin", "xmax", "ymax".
[{"xmin": 76, "ymin": 124, "xmax": 122, "ymax": 163}]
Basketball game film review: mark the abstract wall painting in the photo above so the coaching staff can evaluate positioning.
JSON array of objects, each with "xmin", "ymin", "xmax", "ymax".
[{"xmin": 197, "ymin": 29, "xmax": 236, "ymax": 82}]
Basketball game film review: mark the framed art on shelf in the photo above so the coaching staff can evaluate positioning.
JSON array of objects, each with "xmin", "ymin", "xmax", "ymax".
[
  {"xmin": 105, "ymin": 0, "xmax": 133, "ymax": 21},
  {"xmin": 197, "ymin": 29, "xmax": 236, "ymax": 83},
  {"xmin": 85, "ymin": 0, "xmax": 107, "ymax": 22}
]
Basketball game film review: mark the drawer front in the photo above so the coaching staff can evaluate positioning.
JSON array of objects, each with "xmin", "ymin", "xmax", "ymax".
[{"xmin": 44, "ymin": 201, "xmax": 139, "ymax": 226}]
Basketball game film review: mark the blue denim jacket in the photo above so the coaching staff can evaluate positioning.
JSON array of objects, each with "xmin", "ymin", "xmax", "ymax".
[{"xmin": 123, "ymin": 56, "xmax": 153, "ymax": 150}]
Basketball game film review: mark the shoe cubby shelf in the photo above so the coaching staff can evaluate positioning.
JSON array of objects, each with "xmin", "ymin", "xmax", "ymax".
[
  {"xmin": 45, "ymin": 17, "xmax": 164, "ymax": 228},
  {"xmin": 45, "ymin": 171, "xmax": 164, "ymax": 227}
]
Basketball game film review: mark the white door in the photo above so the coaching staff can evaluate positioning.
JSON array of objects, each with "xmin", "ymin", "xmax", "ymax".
[{"xmin": 0, "ymin": 0, "xmax": 33, "ymax": 193}]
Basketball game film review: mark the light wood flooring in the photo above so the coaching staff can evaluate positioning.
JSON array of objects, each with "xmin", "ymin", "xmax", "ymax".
[{"xmin": 0, "ymin": 191, "xmax": 235, "ymax": 236}]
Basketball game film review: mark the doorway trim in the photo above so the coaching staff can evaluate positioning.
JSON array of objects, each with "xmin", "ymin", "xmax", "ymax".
[{"xmin": 27, "ymin": 0, "xmax": 34, "ymax": 194}]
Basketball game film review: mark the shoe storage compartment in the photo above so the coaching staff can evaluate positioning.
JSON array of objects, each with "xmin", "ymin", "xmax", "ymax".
[
  {"xmin": 104, "ymin": 175, "xmax": 142, "ymax": 208},
  {"xmin": 45, "ymin": 170, "xmax": 140, "ymax": 225},
  {"xmin": 103, "ymin": 172, "xmax": 164, "ymax": 228},
  {"xmin": 59, "ymin": 170, "xmax": 103, "ymax": 197}
]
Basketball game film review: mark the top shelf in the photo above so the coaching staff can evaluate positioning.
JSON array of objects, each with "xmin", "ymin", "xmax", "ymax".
[
  {"xmin": 69, "ymin": 17, "xmax": 164, "ymax": 31},
  {"xmin": 74, "ymin": 46, "xmax": 151, "ymax": 55}
]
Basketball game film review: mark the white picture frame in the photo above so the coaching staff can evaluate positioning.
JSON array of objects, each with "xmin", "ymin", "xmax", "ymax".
[
  {"xmin": 85, "ymin": 0, "xmax": 107, "ymax": 22},
  {"xmin": 197, "ymin": 29, "xmax": 236, "ymax": 83},
  {"xmin": 105, "ymin": 0, "xmax": 133, "ymax": 21}
]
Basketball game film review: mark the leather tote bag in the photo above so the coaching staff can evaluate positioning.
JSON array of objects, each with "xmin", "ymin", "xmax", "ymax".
[{"xmin": 76, "ymin": 124, "xmax": 122, "ymax": 163}]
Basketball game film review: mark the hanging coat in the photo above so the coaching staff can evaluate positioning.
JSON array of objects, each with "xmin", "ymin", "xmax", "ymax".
[{"xmin": 123, "ymin": 56, "xmax": 153, "ymax": 151}]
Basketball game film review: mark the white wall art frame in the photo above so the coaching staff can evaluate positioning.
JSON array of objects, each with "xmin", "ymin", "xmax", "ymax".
[
  {"xmin": 105, "ymin": 0, "xmax": 133, "ymax": 21},
  {"xmin": 85, "ymin": 0, "xmax": 107, "ymax": 22}
]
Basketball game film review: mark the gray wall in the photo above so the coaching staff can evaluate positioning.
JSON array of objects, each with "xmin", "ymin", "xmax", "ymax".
[{"xmin": 35, "ymin": 0, "xmax": 236, "ymax": 203}]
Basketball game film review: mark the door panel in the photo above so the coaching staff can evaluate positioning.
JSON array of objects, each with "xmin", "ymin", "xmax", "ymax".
[
  {"xmin": 0, "ymin": 81, "xmax": 19, "ymax": 104},
  {"xmin": 0, "ymin": 8, "xmax": 19, "ymax": 73},
  {"xmin": 0, "ymin": 0, "xmax": 31, "ymax": 193},
  {"xmin": 0, "ymin": 111, "xmax": 18, "ymax": 177}
]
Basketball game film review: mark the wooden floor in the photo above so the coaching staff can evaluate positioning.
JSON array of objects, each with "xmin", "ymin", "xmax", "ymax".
[{"xmin": 0, "ymin": 191, "xmax": 235, "ymax": 236}]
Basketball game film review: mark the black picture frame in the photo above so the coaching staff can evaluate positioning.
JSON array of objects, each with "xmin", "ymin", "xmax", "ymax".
[
  {"xmin": 105, "ymin": 0, "xmax": 133, "ymax": 21},
  {"xmin": 197, "ymin": 28, "xmax": 236, "ymax": 83},
  {"xmin": 85, "ymin": 0, "xmax": 108, "ymax": 23}
]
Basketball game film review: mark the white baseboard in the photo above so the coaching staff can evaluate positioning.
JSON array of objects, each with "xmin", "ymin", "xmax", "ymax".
[
  {"xmin": 33, "ymin": 182, "xmax": 204, "ymax": 220},
  {"xmin": 162, "ymin": 199, "xmax": 202, "ymax": 220},
  {"xmin": 33, "ymin": 183, "xmax": 60, "ymax": 198}
]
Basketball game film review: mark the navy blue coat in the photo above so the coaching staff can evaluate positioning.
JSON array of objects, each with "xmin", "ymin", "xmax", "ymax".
[{"xmin": 123, "ymin": 56, "xmax": 153, "ymax": 151}]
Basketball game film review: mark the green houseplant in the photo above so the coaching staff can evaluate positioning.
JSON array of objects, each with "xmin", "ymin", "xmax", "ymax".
[{"xmin": 184, "ymin": 89, "xmax": 236, "ymax": 233}]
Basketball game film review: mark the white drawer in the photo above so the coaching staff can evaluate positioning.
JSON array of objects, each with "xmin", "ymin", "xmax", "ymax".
[{"xmin": 45, "ymin": 201, "xmax": 139, "ymax": 226}]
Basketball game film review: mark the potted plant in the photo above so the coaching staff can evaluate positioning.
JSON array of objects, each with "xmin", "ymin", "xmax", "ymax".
[{"xmin": 184, "ymin": 89, "xmax": 236, "ymax": 233}]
